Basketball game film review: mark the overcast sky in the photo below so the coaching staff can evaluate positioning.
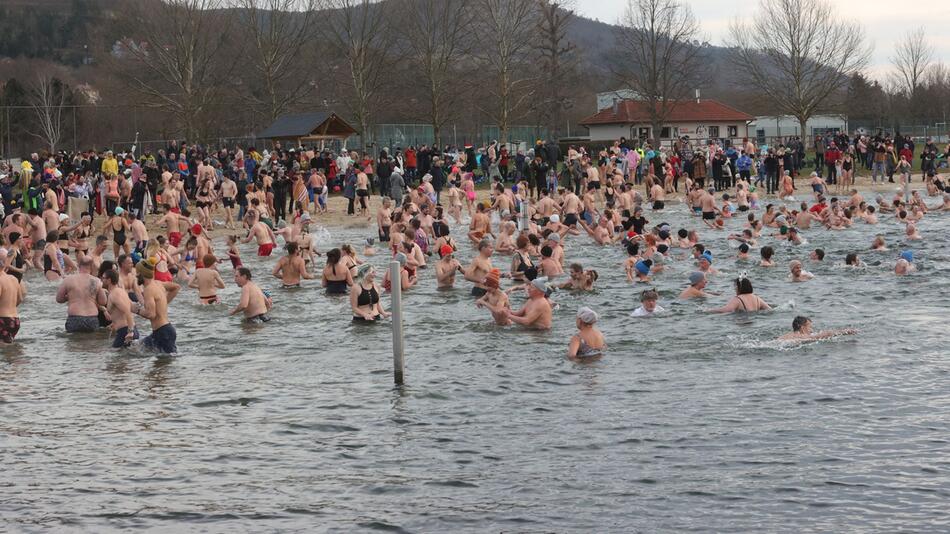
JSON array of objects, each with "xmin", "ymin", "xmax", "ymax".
[{"xmin": 574, "ymin": 0, "xmax": 950, "ymax": 80}]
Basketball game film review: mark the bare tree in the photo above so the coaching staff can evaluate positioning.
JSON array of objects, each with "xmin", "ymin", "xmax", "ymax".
[
  {"xmin": 28, "ymin": 75, "xmax": 68, "ymax": 153},
  {"xmin": 728, "ymin": 0, "xmax": 871, "ymax": 143},
  {"xmin": 237, "ymin": 0, "xmax": 317, "ymax": 123},
  {"xmin": 122, "ymin": 0, "xmax": 236, "ymax": 141},
  {"xmin": 322, "ymin": 0, "xmax": 393, "ymax": 150},
  {"xmin": 536, "ymin": 0, "xmax": 577, "ymax": 139},
  {"xmin": 475, "ymin": 0, "xmax": 536, "ymax": 143},
  {"xmin": 891, "ymin": 27, "xmax": 933, "ymax": 100},
  {"xmin": 400, "ymin": 0, "xmax": 469, "ymax": 148},
  {"xmin": 614, "ymin": 0, "xmax": 704, "ymax": 146}
]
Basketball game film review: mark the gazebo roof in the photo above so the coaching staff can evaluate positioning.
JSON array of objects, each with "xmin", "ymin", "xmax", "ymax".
[{"xmin": 257, "ymin": 112, "xmax": 358, "ymax": 140}]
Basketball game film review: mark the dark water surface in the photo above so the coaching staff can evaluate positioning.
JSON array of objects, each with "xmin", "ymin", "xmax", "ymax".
[{"xmin": 4, "ymin": 200, "xmax": 950, "ymax": 532}]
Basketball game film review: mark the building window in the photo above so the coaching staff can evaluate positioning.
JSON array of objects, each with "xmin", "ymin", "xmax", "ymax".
[
  {"xmin": 728, "ymin": 125, "xmax": 738, "ymax": 137},
  {"xmin": 660, "ymin": 127, "xmax": 671, "ymax": 139},
  {"xmin": 637, "ymin": 127, "xmax": 651, "ymax": 140},
  {"xmin": 756, "ymin": 129, "xmax": 766, "ymax": 144},
  {"xmin": 708, "ymin": 126, "xmax": 720, "ymax": 138}
]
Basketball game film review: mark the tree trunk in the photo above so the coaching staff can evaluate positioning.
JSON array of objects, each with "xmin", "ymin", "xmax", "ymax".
[{"xmin": 798, "ymin": 117, "xmax": 808, "ymax": 147}]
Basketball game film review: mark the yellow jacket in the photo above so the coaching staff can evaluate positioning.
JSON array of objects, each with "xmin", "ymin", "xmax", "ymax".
[{"xmin": 101, "ymin": 157, "xmax": 118, "ymax": 176}]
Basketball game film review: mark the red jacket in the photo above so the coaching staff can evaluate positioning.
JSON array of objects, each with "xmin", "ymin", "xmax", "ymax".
[
  {"xmin": 405, "ymin": 149, "xmax": 417, "ymax": 168},
  {"xmin": 824, "ymin": 148, "xmax": 841, "ymax": 165},
  {"xmin": 899, "ymin": 148, "xmax": 913, "ymax": 161}
]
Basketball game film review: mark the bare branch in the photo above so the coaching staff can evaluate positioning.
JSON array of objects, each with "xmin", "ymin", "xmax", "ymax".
[
  {"xmin": 613, "ymin": 0, "xmax": 706, "ymax": 144},
  {"xmin": 728, "ymin": 0, "xmax": 871, "ymax": 137},
  {"xmin": 474, "ymin": 0, "xmax": 537, "ymax": 143},
  {"xmin": 890, "ymin": 26, "xmax": 933, "ymax": 99}
]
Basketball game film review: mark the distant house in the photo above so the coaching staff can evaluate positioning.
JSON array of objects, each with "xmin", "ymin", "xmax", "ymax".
[{"xmin": 579, "ymin": 99, "xmax": 754, "ymax": 144}]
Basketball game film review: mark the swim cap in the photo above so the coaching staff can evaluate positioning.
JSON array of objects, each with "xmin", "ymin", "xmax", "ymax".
[
  {"xmin": 658, "ymin": 230, "xmax": 670, "ymax": 240},
  {"xmin": 576, "ymin": 306, "xmax": 598, "ymax": 324},
  {"xmin": 192, "ymin": 224, "xmax": 202, "ymax": 235},
  {"xmin": 439, "ymin": 244, "xmax": 454, "ymax": 258},
  {"xmin": 657, "ymin": 244, "xmax": 669, "ymax": 254},
  {"xmin": 739, "ymin": 243, "xmax": 750, "ymax": 253},
  {"xmin": 531, "ymin": 277, "xmax": 551, "ymax": 294},
  {"xmin": 114, "ymin": 207, "xmax": 124, "ymax": 216},
  {"xmin": 635, "ymin": 260, "xmax": 651, "ymax": 275},
  {"xmin": 900, "ymin": 250, "xmax": 913, "ymax": 263},
  {"xmin": 485, "ymin": 268, "xmax": 500, "ymax": 289},
  {"xmin": 701, "ymin": 251, "xmax": 713, "ymax": 264},
  {"xmin": 548, "ymin": 233, "xmax": 561, "ymax": 243},
  {"xmin": 549, "ymin": 214, "xmax": 560, "ymax": 223},
  {"xmin": 688, "ymin": 271, "xmax": 705, "ymax": 285},
  {"xmin": 355, "ymin": 263, "xmax": 373, "ymax": 280},
  {"xmin": 627, "ymin": 230, "xmax": 638, "ymax": 239},
  {"xmin": 58, "ymin": 213, "xmax": 69, "ymax": 222}
]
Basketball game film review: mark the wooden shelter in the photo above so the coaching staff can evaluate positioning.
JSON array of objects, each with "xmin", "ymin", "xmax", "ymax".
[{"xmin": 257, "ymin": 112, "xmax": 358, "ymax": 147}]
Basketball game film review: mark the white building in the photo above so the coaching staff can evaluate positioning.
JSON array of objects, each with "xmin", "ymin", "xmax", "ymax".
[
  {"xmin": 750, "ymin": 115, "xmax": 848, "ymax": 142},
  {"xmin": 580, "ymin": 99, "xmax": 754, "ymax": 144}
]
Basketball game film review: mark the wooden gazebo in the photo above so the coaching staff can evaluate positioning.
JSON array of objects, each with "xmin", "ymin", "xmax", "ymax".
[{"xmin": 257, "ymin": 112, "xmax": 358, "ymax": 148}]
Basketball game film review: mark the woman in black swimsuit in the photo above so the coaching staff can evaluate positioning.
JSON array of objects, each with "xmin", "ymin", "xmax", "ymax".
[
  {"xmin": 322, "ymin": 248, "xmax": 353, "ymax": 295},
  {"xmin": 195, "ymin": 179, "xmax": 215, "ymax": 229},
  {"xmin": 350, "ymin": 264, "xmax": 388, "ymax": 322},
  {"xmin": 510, "ymin": 234, "xmax": 538, "ymax": 281}
]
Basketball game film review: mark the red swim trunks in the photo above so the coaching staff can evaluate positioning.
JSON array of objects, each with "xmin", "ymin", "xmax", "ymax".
[
  {"xmin": 155, "ymin": 270, "xmax": 174, "ymax": 282},
  {"xmin": 169, "ymin": 232, "xmax": 182, "ymax": 247},
  {"xmin": 258, "ymin": 243, "xmax": 275, "ymax": 256},
  {"xmin": 170, "ymin": 207, "xmax": 181, "ymax": 214}
]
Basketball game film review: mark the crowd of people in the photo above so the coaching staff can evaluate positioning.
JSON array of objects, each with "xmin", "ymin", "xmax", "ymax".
[{"xmin": 0, "ymin": 129, "xmax": 948, "ymax": 354}]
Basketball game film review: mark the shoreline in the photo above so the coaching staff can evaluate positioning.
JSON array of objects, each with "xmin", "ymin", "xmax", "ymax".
[{"xmin": 117, "ymin": 172, "xmax": 937, "ymax": 242}]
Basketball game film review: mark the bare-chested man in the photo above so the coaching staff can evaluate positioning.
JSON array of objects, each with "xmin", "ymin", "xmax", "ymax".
[
  {"xmin": 161, "ymin": 206, "xmax": 189, "ymax": 247},
  {"xmin": 560, "ymin": 189, "xmax": 583, "ymax": 228},
  {"xmin": 465, "ymin": 239, "xmax": 495, "ymax": 297},
  {"xmin": 507, "ymin": 278, "xmax": 553, "ymax": 329},
  {"xmin": 475, "ymin": 269, "xmax": 510, "ymax": 325},
  {"xmin": 468, "ymin": 203, "xmax": 494, "ymax": 245},
  {"xmin": 272, "ymin": 243, "xmax": 313, "ymax": 288},
  {"xmin": 377, "ymin": 197, "xmax": 393, "ymax": 242},
  {"xmin": 220, "ymin": 173, "xmax": 238, "ymax": 229},
  {"xmin": 101, "ymin": 269, "xmax": 138, "ymax": 348},
  {"xmin": 134, "ymin": 259, "xmax": 180, "ymax": 354},
  {"xmin": 130, "ymin": 215, "xmax": 149, "ymax": 255},
  {"xmin": 243, "ymin": 216, "xmax": 277, "ymax": 256},
  {"xmin": 55, "ymin": 257, "xmax": 106, "ymax": 333},
  {"xmin": 0, "ymin": 266, "xmax": 24, "ymax": 344},
  {"xmin": 650, "ymin": 181, "xmax": 666, "ymax": 210},
  {"xmin": 117, "ymin": 254, "xmax": 143, "ymax": 302},
  {"xmin": 27, "ymin": 209, "xmax": 47, "ymax": 269},
  {"xmin": 230, "ymin": 267, "xmax": 273, "ymax": 323},
  {"xmin": 434, "ymin": 245, "xmax": 462, "ymax": 289},
  {"xmin": 188, "ymin": 254, "xmax": 226, "ymax": 304},
  {"xmin": 700, "ymin": 188, "xmax": 719, "ymax": 229}
]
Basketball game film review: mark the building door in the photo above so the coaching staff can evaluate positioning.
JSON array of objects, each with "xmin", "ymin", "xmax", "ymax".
[{"xmin": 756, "ymin": 129, "xmax": 766, "ymax": 145}]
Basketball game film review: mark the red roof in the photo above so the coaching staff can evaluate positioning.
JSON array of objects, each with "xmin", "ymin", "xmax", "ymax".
[{"xmin": 580, "ymin": 99, "xmax": 753, "ymax": 126}]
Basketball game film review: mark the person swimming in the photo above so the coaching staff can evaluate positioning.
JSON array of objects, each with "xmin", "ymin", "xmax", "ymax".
[{"xmin": 778, "ymin": 315, "xmax": 856, "ymax": 341}]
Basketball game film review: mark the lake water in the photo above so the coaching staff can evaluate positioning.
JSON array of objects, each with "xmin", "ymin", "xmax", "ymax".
[{"xmin": 3, "ymin": 198, "xmax": 950, "ymax": 532}]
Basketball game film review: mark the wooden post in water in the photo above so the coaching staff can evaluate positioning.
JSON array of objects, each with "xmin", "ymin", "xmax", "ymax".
[
  {"xmin": 520, "ymin": 198, "xmax": 530, "ymax": 232},
  {"xmin": 390, "ymin": 260, "xmax": 405, "ymax": 385}
]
